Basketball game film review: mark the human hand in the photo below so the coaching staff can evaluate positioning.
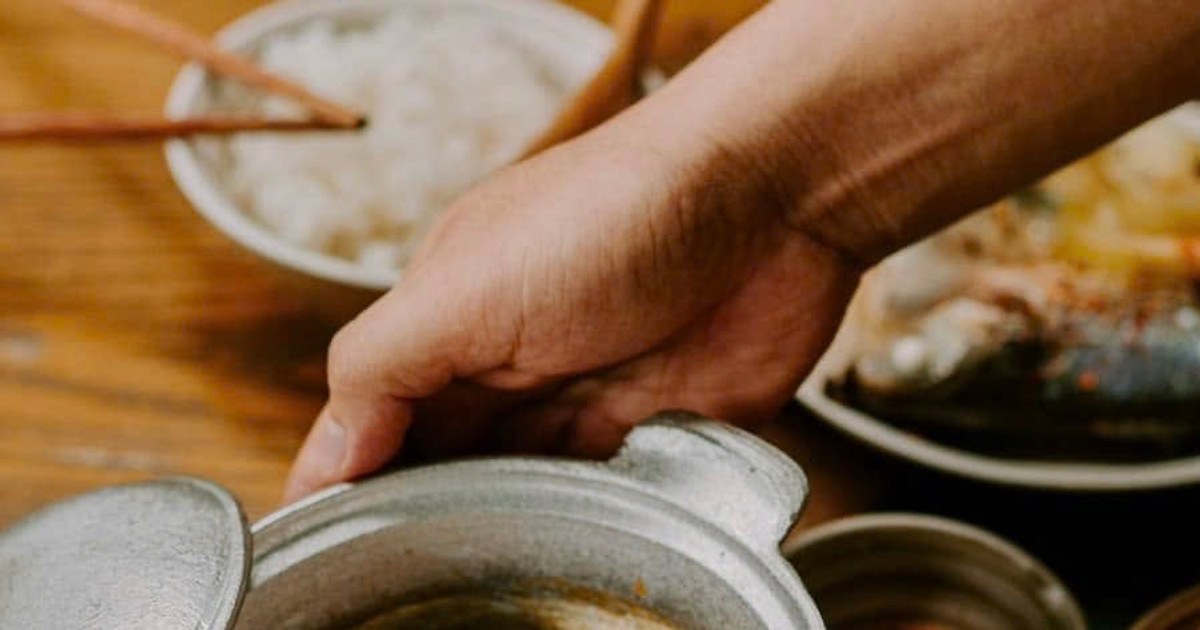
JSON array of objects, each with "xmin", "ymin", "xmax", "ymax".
[
  {"xmin": 284, "ymin": 0, "xmax": 1200, "ymax": 502},
  {"xmin": 282, "ymin": 102, "xmax": 860, "ymax": 501}
]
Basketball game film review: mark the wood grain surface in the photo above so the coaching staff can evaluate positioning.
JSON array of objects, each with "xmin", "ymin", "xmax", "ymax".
[{"xmin": 0, "ymin": 0, "xmax": 882, "ymax": 530}]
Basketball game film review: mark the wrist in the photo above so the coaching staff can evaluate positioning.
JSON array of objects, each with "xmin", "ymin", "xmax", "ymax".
[
  {"xmin": 626, "ymin": 1, "xmax": 903, "ymax": 268},
  {"xmin": 636, "ymin": 0, "xmax": 1200, "ymax": 268}
]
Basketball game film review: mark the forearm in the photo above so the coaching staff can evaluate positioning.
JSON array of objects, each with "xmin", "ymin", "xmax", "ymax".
[{"xmin": 635, "ymin": 0, "xmax": 1200, "ymax": 264}]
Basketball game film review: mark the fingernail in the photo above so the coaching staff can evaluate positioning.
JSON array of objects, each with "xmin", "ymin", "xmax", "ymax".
[{"xmin": 284, "ymin": 414, "xmax": 347, "ymax": 502}]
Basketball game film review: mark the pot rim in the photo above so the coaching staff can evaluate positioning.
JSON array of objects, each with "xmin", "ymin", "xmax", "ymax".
[
  {"xmin": 782, "ymin": 512, "xmax": 1087, "ymax": 630},
  {"xmin": 1131, "ymin": 583, "xmax": 1200, "ymax": 630},
  {"xmin": 248, "ymin": 455, "xmax": 825, "ymax": 630}
]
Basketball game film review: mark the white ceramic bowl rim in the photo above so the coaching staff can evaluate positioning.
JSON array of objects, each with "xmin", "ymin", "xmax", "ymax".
[
  {"xmin": 164, "ymin": 0, "xmax": 618, "ymax": 292},
  {"xmin": 798, "ymin": 376, "xmax": 1200, "ymax": 492}
]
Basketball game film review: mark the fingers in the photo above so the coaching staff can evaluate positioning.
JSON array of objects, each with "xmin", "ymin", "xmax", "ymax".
[
  {"xmin": 283, "ymin": 281, "xmax": 463, "ymax": 502},
  {"xmin": 494, "ymin": 236, "xmax": 859, "ymax": 458},
  {"xmin": 491, "ymin": 359, "xmax": 798, "ymax": 461},
  {"xmin": 282, "ymin": 401, "xmax": 411, "ymax": 503}
]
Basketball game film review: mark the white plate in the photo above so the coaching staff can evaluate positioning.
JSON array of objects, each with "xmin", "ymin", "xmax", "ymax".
[{"xmin": 797, "ymin": 374, "xmax": 1200, "ymax": 491}]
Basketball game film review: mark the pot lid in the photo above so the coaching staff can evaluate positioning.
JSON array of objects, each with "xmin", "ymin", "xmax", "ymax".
[{"xmin": 0, "ymin": 477, "xmax": 250, "ymax": 630}]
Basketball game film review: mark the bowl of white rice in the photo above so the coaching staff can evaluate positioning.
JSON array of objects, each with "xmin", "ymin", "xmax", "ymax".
[{"xmin": 165, "ymin": 0, "xmax": 624, "ymax": 319}]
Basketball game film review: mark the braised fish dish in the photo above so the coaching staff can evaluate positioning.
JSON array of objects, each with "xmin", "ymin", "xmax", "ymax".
[{"xmin": 829, "ymin": 108, "xmax": 1200, "ymax": 461}]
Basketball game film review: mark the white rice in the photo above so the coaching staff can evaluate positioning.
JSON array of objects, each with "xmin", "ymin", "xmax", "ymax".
[{"xmin": 212, "ymin": 7, "xmax": 579, "ymax": 270}]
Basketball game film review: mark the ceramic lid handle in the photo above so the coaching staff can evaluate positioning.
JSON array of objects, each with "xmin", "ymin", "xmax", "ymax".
[{"xmin": 608, "ymin": 411, "xmax": 809, "ymax": 551}]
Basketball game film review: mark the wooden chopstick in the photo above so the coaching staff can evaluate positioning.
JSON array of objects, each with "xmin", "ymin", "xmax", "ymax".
[
  {"xmin": 53, "ymin": 0, "xmax": 365, "ymax": 129},
  {"xmin": 0, "ymin": 113, "xmax": 347, "ymax": 141}
]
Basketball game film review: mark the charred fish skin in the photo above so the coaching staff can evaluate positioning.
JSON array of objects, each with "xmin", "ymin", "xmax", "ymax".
[
  {"xmin": 846, "ymin": 291, "xmax": 1200, "ymax": 403},
  {"xmin": 1041, "ymin": 308, "xmax": 1200, "ymax": 404},
  {"xmin": 833, "ymin": 296, "xmax": 1200, "ymax": 461},
  {"xmin": 836, "ymin": 273, "xmax": 1200, "ymax": 461}
]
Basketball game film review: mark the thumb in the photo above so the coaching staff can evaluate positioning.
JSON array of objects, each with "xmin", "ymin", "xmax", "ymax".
[{"xmin": 282, "ymin": 281, "xmax": 462, "ymax": 503}]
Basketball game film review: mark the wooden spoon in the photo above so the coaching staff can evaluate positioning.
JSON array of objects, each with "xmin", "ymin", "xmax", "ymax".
[{"xmin": 519, "ymin": 0, "xmax": 665, "ymax": 159}]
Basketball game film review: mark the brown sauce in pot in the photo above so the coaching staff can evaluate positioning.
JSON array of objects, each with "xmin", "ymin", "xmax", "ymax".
[
  {"xmin": 843, "ymin": 622, "xmax": 963, "ymax": 630},
  {"xmin": 353, "ymin": 588, "xmax": 684, "ymax": 630}
]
